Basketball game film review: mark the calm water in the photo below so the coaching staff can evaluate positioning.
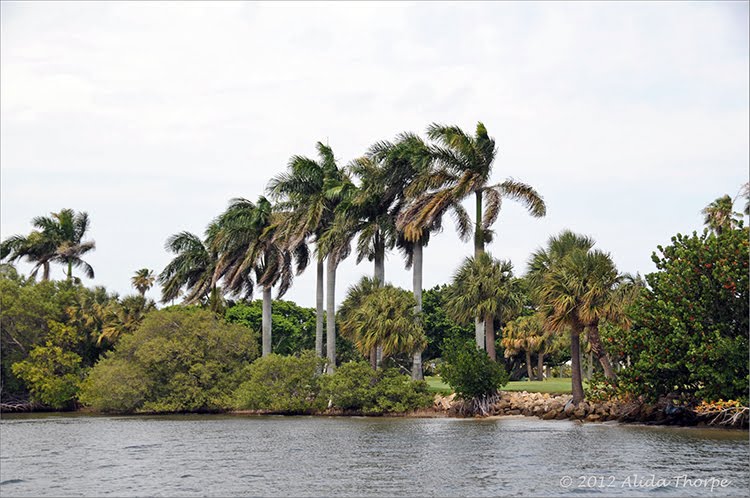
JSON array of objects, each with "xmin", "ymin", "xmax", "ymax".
[{"xmin": 0, "ymin": 414, "xmax": 748, "ymax": 497}]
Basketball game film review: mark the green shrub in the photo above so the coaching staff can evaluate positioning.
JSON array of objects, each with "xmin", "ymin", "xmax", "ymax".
[
  {"xmin": 233, "ymin": 351, "xmax": 326, "ymax": 413},
  {"xmin": 321, "ymin": 361, "xmax": 432, "ymax": 414},
  {"xmin": 439, "ymin": 336, "xmax": 509, "ymax": 401},
  {"xmin": 78, "ymin": 308, "xmax": 259, "ymax": 413}
]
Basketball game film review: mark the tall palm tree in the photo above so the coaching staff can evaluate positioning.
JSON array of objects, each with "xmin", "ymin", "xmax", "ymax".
[
  {"xmin": 267, "ymin": 142, "xmax": 349, "ymax": 360},
  {"xmin": 398, "ymin": 122, "xmax": 546, "ymax": 348},
  {"xmin": 445, "ymin": 253, "xmax": 523, "ymax": 361},
  {"xmin": 702, "ymin": 194, "xmax": 742, "ymax": 235},
  {"xmin": 1, "ymin": 209, "xmax": 95, "ymax": 281},
  {"xmin": 131, "ymin": 269, "xmax": 155, "ymax": 296},
  {"xmin": 212, "ymin": 196, "xmax": 308, "ymax": 356},
  {"xmin": 338, "ymin": 277, "xmax": 426, "ymax": 362},
  {"xmin": 158, "ymin": 231, "xmax": 217, "ymax": 305}
]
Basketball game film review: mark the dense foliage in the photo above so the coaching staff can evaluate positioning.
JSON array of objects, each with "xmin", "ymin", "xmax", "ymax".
[
  {"xmin": 321, "ymin": 361, "xmax": 432, "ymax": 414},
  {"xmin": 439, "ymin": 336, "xmax": 509, "ymax": 401},
  {"xmin": 614, "ymin": 227, "xmax": 749, "ymax": 403},
  {"xmin": 234, "ymin": 352, "xmax": 326, "ymax": 413},
  {"xmin": 79, "ymin": 309, "xmax": 259, "ymax": 413}
]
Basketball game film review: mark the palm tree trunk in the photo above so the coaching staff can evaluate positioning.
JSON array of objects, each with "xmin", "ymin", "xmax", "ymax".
[
  {"xmin": 315, "ymin": 258, "xmax": 324, "ymax": 358},
  {"xmin": 475, "ymin": 318, "xmax": 485, "ymax": 350},
  {"xmin": 42, "ymin": 262, "xmax": 50, "ymax": 281},
  {"xmin": 374, "ymin": 239, "xmax": 385, "ymax": 368},
  {"xmin": 537, "ymin": 351, "xmax": 544, "ymax": 381},
  {"xmin": 411, "ymin": 240, "xmax": 424, "ymax": 380},
  {"xmin": 326, "ymin": 255, "xmax": 337, "ymax": 374},
  {"xmin": 67, "ymin": 260, "xmax": 73, "ymax": 281},
  {"xmin": 525, "ymin": 350, "xmax": 533, "ymax": 380},
  {"xmin": 369, "ymin": 348, "xmax": 378, "ymax": 369},
  {"xmin": 262, "ymin": 286, "xmax": 272, "ymax": 356},
  {"xmin": 587, "ymin": 350, "xmax": 593, "ymax": 380},
  {"xmin": 570, "ymin": 328, "xmax": 585, "ymax": 404},
  {"xmin": 474, "ymin": 191, "xmax": 485, "ymax": 350},
  {"xmin": 485, "ymin": 314, "xmax": 496, "ymax": 361},
  {"xmin": 586, "ymin": 324, "xmax": 617, "ymax": 380}
]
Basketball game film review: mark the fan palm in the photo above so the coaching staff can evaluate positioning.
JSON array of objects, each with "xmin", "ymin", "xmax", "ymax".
[
  {"xmin": 267, "ymin": 142, "xmax": 349, "ymax": 360},
  {"xmin": 445, "ymin": 253, "xmax": 523, "ymax": 361},
  {"xmin": 502, "ymin": 314, "xmax": 548, "ymax": 381},
  {"xmin": 702, "ymin": 194, "xmax": 742, "ymax": 235},
  {"xmin": 131, "ymin": 269, "xmax": 155, "ymax": 296}
]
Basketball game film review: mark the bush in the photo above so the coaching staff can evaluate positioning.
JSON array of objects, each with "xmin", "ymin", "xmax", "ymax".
[
  {"xmin": 321, "ymin": 362, "xmax": 432, "ymax": 415},
  {"xmin": 439, "ymin": 337, "xmax": 509, "ymax": 402},
  {"xmin": 233, "ymin": 351, "xmax": 326, "ymax": 413},
  {"xmin": 78, "ymin": 308, "xmax": 259, "ymax": 413}
]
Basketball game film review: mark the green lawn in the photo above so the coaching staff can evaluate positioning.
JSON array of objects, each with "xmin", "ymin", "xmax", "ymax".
[{"xmin": 425, "ymin": 376, "xmax": 574, "ymax": 395}]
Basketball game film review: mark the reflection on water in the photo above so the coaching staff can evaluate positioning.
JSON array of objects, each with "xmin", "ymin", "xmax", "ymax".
[{"xmin": 1, "ymin": 414, "xmax": 747, "ymax": 497}]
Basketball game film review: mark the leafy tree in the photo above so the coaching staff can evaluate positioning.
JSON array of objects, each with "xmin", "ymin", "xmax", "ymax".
[
  {"xmin": 439, "ymin": 336, "xmax": 509, "ymax": 415},
  {"xmin": 131, "ymin": 268, "xmax": 155, "ymax": 296},
  {"xmin": 233, "ymin": 351, "xmax": 326, "ymax": 413},
  {"xmin": 79, "ymin": 308, "xmax": 259, "ymax": 413},
  {"xmin": 445, "ymin": 253, "xmax": 522, "ymax": 359},
  {"xmin": 615, "ymin": 226, "xmax": 749, "ymax": 403},
  {"xmin": 225, "ymin": 300, "xmax": 316, "ymax": 355},
  {"xmin": 420, "ymin": 285, "xmax": 473, "ymax": 362}
]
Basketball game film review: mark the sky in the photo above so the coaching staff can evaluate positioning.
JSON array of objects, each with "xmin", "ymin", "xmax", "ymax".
[{"xmin": 1, "ymin": 1, "xmax": 748, "ymax": 308}]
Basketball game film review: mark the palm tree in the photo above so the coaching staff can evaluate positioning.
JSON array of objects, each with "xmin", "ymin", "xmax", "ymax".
[
  {"xmin": 158, "ymin": 231, "xmax": 217, "ymax": 305},
  {"xmin": 398, "ymin": 122, "xmax": 546, "ymax": 348},
  {"xmin": 212, "ymin": 196, "xmax": 308, "ymax": 356},
  {"xmin": 338, "ymin": 277, "xmax": 426, "ymax": 362},
  {"xmin": 702, "ymin": 194, "xmax": 742, "ymax": 235},
  {"xmin": 97, "ymin": 295, "xmax": 156, "ymax": 346},
  {"xmin": 267, "ymin": 142, "xmax": 349, "ymax": 360},
  {"xmin": 1, "ymin": 209, "xmax": 95, "ymax": 281},
  {"xmin": 502, "ymin": 314, "xmax": 548, "ymax": 381},
  {"xmin": 131, "ymin": 269, "xmax": 155, "ymax": 296},
  {"xmin": 445, "ymin": 253, "xmax": 523, "ymax": 361},
  {"xmin": 740, "ymin": 183, "xmax": 750, "ymax": 216}
]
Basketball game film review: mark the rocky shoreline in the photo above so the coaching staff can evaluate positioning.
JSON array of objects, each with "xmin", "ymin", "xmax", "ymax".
[{"xmin": 434, "ymin": 391, "xmax": 749, "ymax": 429}]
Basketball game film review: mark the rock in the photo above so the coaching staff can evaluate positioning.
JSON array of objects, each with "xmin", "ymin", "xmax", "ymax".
[
  {"xmin": 542, "ymin": 410, "xmax": 557, "ymax": 420},
  {"xmin": 563, "ymin": 400, "xmax": 576, "ymax": 416},
  {"xmin": 586, "ymin": 414, "xmax": 601, "ymax": 422},
  {"xmin": 507, "ymin": 409, "xmax": 521, "ymax": 415},
  {"xmin": 497, "ymin": 400, "xmax": 510, "ymax": 410}
]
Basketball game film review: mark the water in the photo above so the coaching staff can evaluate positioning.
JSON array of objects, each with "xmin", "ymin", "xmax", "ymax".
[{"xmin": 0, "ymin": 413, "xmax": 747, "ymax": 497}]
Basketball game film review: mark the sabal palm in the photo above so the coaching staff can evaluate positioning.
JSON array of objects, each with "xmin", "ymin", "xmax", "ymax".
[
  {"xmin": 98, "ymin": 295, "xmax": 156, "ymax": 346},
  {"xmin": 502, "ymin": 314, "xmax": 548, "ymax": 381},
  {"xmin": 445, "ymin": 253, "xmax": 522, "ymax": 361},
  {"xmin": 702, "ymin": 194, "xmax": 742, "ymax": 235},
  {"xmin": 338, "ymin": 277, "xmax": 426, "ymax": 361},
  {"xmin": 267, "ymin": 142, "xmax": 349, "ymax": 360},
  {"xmin": 158, "ymin": 231, "xmax": 217, "ymax": 304},
  {"xmin": 534, "ymin": 246, "xmax": 622, "ymax": 404},
  {"xmin": 131, "ymin": 268, "xmax": 155, "ymax": 296},
  {"xmin": 1, "ymin": 209, "xmax": 95, "ymax": 281}
]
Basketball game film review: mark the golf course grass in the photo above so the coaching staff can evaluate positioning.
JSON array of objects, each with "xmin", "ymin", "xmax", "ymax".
[{"xmin": 425, "ymin": 376, "xmax": 574, "ymax": 395}]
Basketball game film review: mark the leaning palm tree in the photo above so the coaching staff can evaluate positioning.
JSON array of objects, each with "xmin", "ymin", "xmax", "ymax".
[
  {"xmin": 267, "ymin": 142, "xmax": 349, "ymax": 360},
  {"xmin": 158, "ymin": 231, "xmax": 217, "ymax": 305},
  {"xmin": 131, "ymin": 269, "xmax": 155, "ymax": 296},
  {"xmin": 338, "ymin": 277, "xmax": 426, "ymax": 362},
  {"xmin": 445, "ymin": 253, "xmax": 523, "ymax": 361},
  {"xmin": 702, "ymin": 194, "xmax": 742, "ymax": 235},
  {"xmin": 1, "ymin": 209, "xmax": 95, "ymax": 281},
  {"xmin": 399, "ymin": 122, "xmax": 546, "ymax": 346}
]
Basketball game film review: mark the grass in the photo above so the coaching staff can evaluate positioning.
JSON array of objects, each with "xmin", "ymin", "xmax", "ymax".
[{"xmin": 425, "ymin": 376, "xmax": 574, "ymax": 395}]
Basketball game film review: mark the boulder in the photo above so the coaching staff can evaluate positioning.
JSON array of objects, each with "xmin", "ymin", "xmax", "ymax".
[
  {"xmin": 542, "ymin": 410, "xmax": 557, "ymax": 420},
  {"xmin": 586, "ymin": 413, "xmax": 602, "ymax": 422}
]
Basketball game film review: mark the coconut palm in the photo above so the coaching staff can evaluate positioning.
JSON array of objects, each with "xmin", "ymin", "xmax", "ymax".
[
  {"xmin": 702, "ymin": 194, "xmax": 743, "ymax": 235},
  {"xmin": 131, "ymin": 269, "xmax": 155, "ymax": 297},
  {"xmin": 398, "ymin": 122, "xmax": 546, "ymax": 348},
  {"xmin": 445, "ymin": 253, "xmax": 523, "ymax": 361},
  {"xmin": 267, "ymin": 142, "xmax": 349, "ymax": 360},
  {"xmin": 158, "ymin": 231, "xmax": 217, "ymax": 305},
  {"xmin": 1, "ymin": 209, "xmax": 95, "ymax": 281},
  {"xmin": 212, "ymin": 196, "xmax": 308, "ymax": 356},
  {"xmin": 502, "ymin": 314, "xmax": 548, "ymax": 381},
  {"xmin": 338, "ymin": 277, "xmax": 426, "ymax": 361}
]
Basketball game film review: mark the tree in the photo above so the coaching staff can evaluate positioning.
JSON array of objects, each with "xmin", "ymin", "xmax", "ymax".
[
  {"xmin": 701, "ymin": 194, "xmax": 742, "ymax": 235},
  {"xmin": 615, "ymin": 226, "xmax": 748, "ymax": 403},
  {"xmin": 398, "ymin": 122, "xmax": 545, "ymax": 349},
  {"xmin": 268, "ymin": 142, "xmax": 351, "ymax": 363},
  {"xmin": 445, "ymin": 253, "xmax": 522, "ymax": 361},
  {"xmin": 97, "ymin": 295, "xmax": 156, "ymax": 346},
  {"xmin": 502, "ymin": 314, "xmax": 548, "ymax": 381},
  {"xmin": 338, "ymin": 278, "xmax": 426, "ymax": 363},
  {"xmin": 158, "ymin": 231, "xmax": 217, "ymax": 305},
  {"xmin": 1, "ymin": 209, "xmax": 95, "ymax": 281},
  {"xmin": 131, "ymin": 269, "xmax": 155, "ymax": 296}
]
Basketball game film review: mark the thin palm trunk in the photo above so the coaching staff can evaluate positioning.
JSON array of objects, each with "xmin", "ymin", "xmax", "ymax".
[
  {"xmin": 474, "ymin": 190, "xmax": 485, "ymax": 350},
  {"xmin": 42, "ymin": 263, "xmax": 50, "ymax": 281},
  {"xmin": 587, "ymin": 324, "xmax": 617, "ymax": 380},
  {"xmin": 526, "ymin": 350, "xmax": 533, "ymax": 380},
  {"xmin": 411, "ymin": 240, "xmax": 424, "ymax": 380},
  {"xmin": 587, "ymin": 350, "xmax": 593, "ymax": 380},
  {"xmin": 262, "ymin": 286, "xmax": 272, "ymax": 356},
  {"xmin": 485, "ymin": 314, "xmax": 496, "ymax": 361},
  {"xmin": 537, "ymin": 351, "xmax": 544, "ymax": 381},
  {"xmin": 326, "ymin": 256, "xmax": 337, "ymax": 374},
  {"xmin": 570, "ymin": 328, "xmax": 585, "ymax": 404},
  {"xmin": 374, "ymin": 240, "xmax": 385, "ymax": 369},
  {"xmin": 67, "ymin": 261, "xmax": 73, "ymax": 281},
  {"xmin": 315, "ymin": 258, "xmax": 324, "ymax": 358}
]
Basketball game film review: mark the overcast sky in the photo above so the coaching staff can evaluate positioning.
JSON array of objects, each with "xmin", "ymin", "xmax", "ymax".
[{"xmin": 1, "ymin": 1, "xmax": 748, "ymax": 307}]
